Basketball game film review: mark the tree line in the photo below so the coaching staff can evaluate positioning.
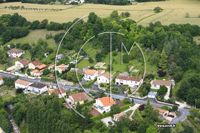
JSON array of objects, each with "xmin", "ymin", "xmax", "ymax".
[
  {"xmin": 84, "ymin": 0, "xmax": 131, "ymax": 5},
  {"xmin": 0, "ymin": 13, "xmax": 76, "ymax": 45}
]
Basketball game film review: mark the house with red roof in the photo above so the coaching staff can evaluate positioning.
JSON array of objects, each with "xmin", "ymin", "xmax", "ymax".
[
  {"xmin": 15, "ymin": 59, "xmax": 31, "ymax": 68},
  {"xmin": 150, "ymin": 79, "xmax": 172, "ymax": 90},
  {"xmin": 7, "ymin": 48, "xmax": 25, "ymax": 58},
  {"xmin": 115, "ymin": 75, "xmax": 143, "ymax": 88},
  {"xmin": 28, "ymin": 60, "xmax": 42, "ymax": 69},
  {"xmin": 94, "ymin": 97, "xmax": 115, "ymax": 114},
  {"xmin": 48, "ymin": 88, "xmax": 67, "ymax": 98}
]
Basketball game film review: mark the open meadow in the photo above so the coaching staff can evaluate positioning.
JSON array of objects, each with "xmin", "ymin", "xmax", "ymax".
[{"xmin": 0, "ymin": 0, "xmax": 200, "ymax": 26}]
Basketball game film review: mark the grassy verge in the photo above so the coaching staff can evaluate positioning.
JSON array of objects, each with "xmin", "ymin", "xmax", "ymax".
[{"xmin": 137, "ymin": 107, "xmax": 144, "ymax": 121}]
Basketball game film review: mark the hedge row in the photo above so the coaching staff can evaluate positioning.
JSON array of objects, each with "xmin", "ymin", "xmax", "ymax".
[
  {"xmin": 187, "ymin": 116, "xmax": 200, "ymax": 132},
  {"xmin": 137, "ymin": 107, "xmax": 144, "ymax": 120},
  {"xmin": 120, "ymin": 104, "xmax": 131, "ymax": 112},
  {"xmin": 91, "ymin": 112, "xmax": 111, "ymax": 120},
  {"xmin": 41, "ymin": 77, "xmax": 55, "ymax": 82},
  {"xmin": 80, "ymin": 100, "xmax": 95, "ymax": 108}
]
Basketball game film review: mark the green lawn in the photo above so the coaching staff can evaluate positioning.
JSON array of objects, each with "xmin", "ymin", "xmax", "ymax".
[
  {"xmin": 78, "ymin": 59, "xmax": 96, "ymax": 70},
  {"xmin": 150, "ymin": 89, "xmax": 158, "ymax": 92},
  {"xmin": 3, "ymin": 94, "xmax": 13, "ymax": 100}
]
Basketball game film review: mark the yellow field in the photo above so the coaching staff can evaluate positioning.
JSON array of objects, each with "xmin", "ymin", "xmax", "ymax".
[{"xmin": 0, "ymin": 0, "xmax": 200, "ymax": 26}]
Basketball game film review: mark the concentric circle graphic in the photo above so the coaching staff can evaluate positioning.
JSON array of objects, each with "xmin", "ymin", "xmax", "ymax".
[{"xmin": 55, "ymin": 16, "xmax": 146, "ymax": 119}]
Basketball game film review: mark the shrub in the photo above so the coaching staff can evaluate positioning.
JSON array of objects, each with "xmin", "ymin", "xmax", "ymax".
[
  {"xmin": 120, "ymin": 104, "xmax": 130, "ymax": 112},
  {"xmin": 194, "ymin": 119, "xmax": 199, "ymax": 123},
  {"xmin": 157, "ymin": 119, "xmax": 163, "ymax": 123},
  {"xmin": 185, "ymin": 12, "xmax": 190, "ymax": 18},
  {"xmin": 161, "ymin": 106, "xmax": 168, "ymax": 110},
  {"xmin": 187, "ymin": 115, "xmax": 194, "ymax": 120},
  {"xmin": 137, "ymin": 107, "xmax": 144, "ymax": 120},
  {"xmin": 172, "ymin": 106, "xmax": 178, "ymax": 111},
  {"xmin": 100, "ymin": 83, "xmax": 104, "ymax": 87},
  {"xmin": 153, "ymin": 6, "xmax": 163, "ymax": 13},
  {"xmin": 123, "ymin": 98, "xmax": 130, "ymax": 105},
  {"xmin": 168, "ymin": 108, "xmax": 172, "ymax": 112},
  {"xmin": 157, "ymin": 70, "xmax": 166, "ymax": 77}
]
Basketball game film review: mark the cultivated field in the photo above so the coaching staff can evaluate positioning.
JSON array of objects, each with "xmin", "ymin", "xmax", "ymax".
[{"xmin": 0, "ymin": 0, "xmax": 200, "ymax": 26}]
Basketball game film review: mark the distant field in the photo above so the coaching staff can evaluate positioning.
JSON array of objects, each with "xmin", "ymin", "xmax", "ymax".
[{"xmin": 0, "ymin": 0, "xmax": 200, "ymax": 26}]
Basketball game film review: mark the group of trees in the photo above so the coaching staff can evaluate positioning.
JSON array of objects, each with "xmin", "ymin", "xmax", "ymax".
[
  {"xmin": 0, "ymin": 96, "xmax": 12, "ymax": 133},
  {"xmin": 0, "ymin": 13, "xmax": 29, "ymax": 44},
  {"xmin": 84, "ymin": 0, "xmax": 130, "ymax": 5},
  {"xmin": 177, "ymin": 74, "xmax": 200, "ymax": 106},
  {"xmin": 0, "ymin": 13, "xmax": 76, "ymax": 45}
]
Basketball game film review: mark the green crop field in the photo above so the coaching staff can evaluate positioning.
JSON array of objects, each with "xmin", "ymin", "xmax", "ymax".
[{"xmin": 0, "ymin": 0, "xmax": 200, "ymax": 26}]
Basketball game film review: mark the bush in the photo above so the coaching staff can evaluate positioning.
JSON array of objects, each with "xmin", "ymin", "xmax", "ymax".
[
  {"xmin": 168, "ymin": 108, "xmax": 172, "ymax": 112},
  {"xmin": 187, "ymin": 115, "xmax": 194, "ymax": 120},
  {"xmin": 123, "ymin": 98, "xmax": 130, "ymax": 105},
  {"xmin": 89, "ymin": 57, "xmax": 94, "ymax": 63},
  {"xmin": 172, "ymin": 106, "xmax": 178, "ymax": 111},
  {"xmin": 161, "ymin": 106, "xmax": 168, "ymax": 110},
  {"xmin": 120, "ymin": 104, "xmax": 130, "ymax": 112},
  {"xmin": 41, "ymin": 77, "xmax": 55, "ymax": 82},
  {"xmin": 137, "ymin": 107, "xmax": 144, "ymax": 120},
  {"xmin": 187, "ymin": 116, "xmax": 200, "ymax": 132},
  {"xmin": 153, "ymin": 6, "xmax": 163, "ymax": 13},
  {"xmin": 157, "ymin": 70, "xmax": 166, "ymax": 77},
  {"xmin": 157, "ymin": 119, "xmax": 163, "ymax": 123},
  {"xmin": 100, "ymin": 83, "xmax": 104, "ymax": 87},
  {"xmin": 194, "ymin": 119, "xmax": 199, "ymax": 123}
]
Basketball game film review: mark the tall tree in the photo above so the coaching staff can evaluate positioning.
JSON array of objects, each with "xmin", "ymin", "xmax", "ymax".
[{"xmin": 159, "ymin": 49, "xmax": 168, "ymax": 70}]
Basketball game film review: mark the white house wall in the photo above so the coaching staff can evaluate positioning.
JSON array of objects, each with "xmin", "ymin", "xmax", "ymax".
[
  {"xmin": 15, "ymin": 61, "xmax": 24, "ymax": 68},
  {"xmin": 97, "ymin": 76, "xmax": 110, "ymax": 84}
]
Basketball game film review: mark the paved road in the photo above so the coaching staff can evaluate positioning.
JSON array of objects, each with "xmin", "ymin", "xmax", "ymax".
[{"xmin": 0, "ymin": 71, "xmax": 190, "ymax": 124}]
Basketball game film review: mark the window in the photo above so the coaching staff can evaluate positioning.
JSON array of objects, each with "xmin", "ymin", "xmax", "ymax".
[{"xmin": 99, "ymin": 78, "xmax": 100, "ymax": 80}]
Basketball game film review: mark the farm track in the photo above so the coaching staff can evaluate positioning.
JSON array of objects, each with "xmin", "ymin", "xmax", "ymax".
[
  {"xmin": 149, "ymin": 9, "xmax": 175, "ymax": 23},
  {"xmin": 76, "ymin": 7, "xmax": 152, "ymax": 12}
]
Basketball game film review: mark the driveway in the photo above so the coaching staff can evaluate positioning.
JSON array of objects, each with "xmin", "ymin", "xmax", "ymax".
[{"xmin": 101, "ymin": 116, "xmax": 113, "ymax": 127}]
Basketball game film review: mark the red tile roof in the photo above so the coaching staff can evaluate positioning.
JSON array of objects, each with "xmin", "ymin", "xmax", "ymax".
[
  {"xmin": 48, "ymin": 88, "xmax": 66, "ymax": 95},
  {"xmin": 116, "ymin": 75, "xmax": 142, "ymax": 82},
  {"xmin": 7, "ymin": 48, "xmax": 24, "ymax": 54},
  {"xmin": 98, "ymin": 97, "xmax": 115, "ymax": 107},
  {"xmin": 97, "ymin": 69, "xmax": 104, "ymax": 75},
  {"xmin": 17, "ymin": 59, "xmax": 31, "ymax": 67},
  {"xmin": 70, "ymin": 92, "xmax": 93, "ymax": 103},
  {"xmin": 116, "ymin": 100, "xmax": 124, "ymax": 107},
  {"xmin": 98, "ymin": 72, "xmax": 112, "ymax": 80},
  {"xmin": 88, "ymin": 109, "xmax": 100, "ymax": 116},
  {"xmin": 15, "ymin": 79, "xmax": 32, "ymax": 86},
  {"xmin": 152, "ymin": 80, "xmax": 172, "ymax": 86},
  {"xmin": 84, "ymin": 69, "xmax": 96, "ymax": 75},
  {"xmin": 37, "ymin": 64, "xmax": 46, "ymax": 69},
  {"xmin": 48, "ymin": 75, "xmax": 55, "ymax": 79},
  {"xmin": 31, "ymin": 60, "xmax": 42, "ymax": 66}
]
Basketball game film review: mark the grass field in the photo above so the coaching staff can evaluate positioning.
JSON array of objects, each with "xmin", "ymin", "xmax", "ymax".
[
  {"xmin": 3, "ymin": 29, "xmax": 65, "ymax": 48},
  {"xmin": 0, "ymin": 0, "xmax": 200, "ymax": 26}
]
